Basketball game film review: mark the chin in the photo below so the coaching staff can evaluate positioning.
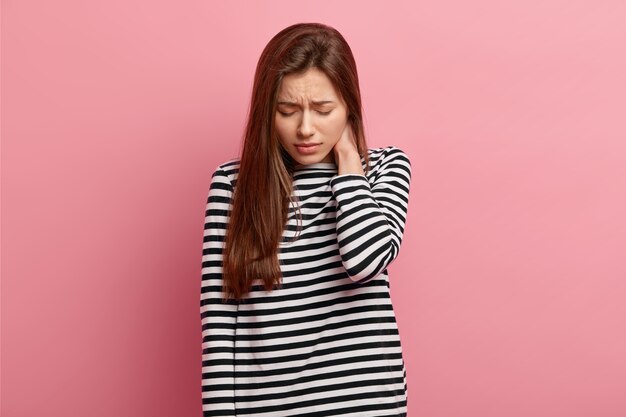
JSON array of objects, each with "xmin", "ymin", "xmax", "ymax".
[
  {"xmin": 293, "ymin": 156, "xmax": 317, "ymax": 165},
  {"xmin": 298, "ymin": 153, "xmax": 332, "ymax": 165}
]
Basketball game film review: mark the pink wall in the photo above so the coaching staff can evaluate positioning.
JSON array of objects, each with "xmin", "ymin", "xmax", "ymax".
[{"xmin": 2, "ymin": 1, "xmax": 626, "ymax": 416}]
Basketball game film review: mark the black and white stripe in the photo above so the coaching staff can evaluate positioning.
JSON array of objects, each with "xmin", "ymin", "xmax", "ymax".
[{"xmin": 201, "ymin": 146, "xmax": 412, "ymax": 416}]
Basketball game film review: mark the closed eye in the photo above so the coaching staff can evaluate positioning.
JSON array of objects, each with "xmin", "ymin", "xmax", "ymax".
[{"xmin": 278, "ymin": 110, "xmax": 333, "ymax": 117}]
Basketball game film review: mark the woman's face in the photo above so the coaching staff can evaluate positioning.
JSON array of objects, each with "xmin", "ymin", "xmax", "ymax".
[{"xmin": 274, "ymin": 67, "xmax": 349, "ymax": 166}]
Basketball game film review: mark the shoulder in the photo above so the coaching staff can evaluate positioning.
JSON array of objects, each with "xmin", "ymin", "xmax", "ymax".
[
  {"xmin": 365, "ymin": 146, "xmax": 411, "ymax": 177},
  {"xmin": 367, "ymin": 145, "xmax": 410, "ymax": 163},
  {"xmin": 209, "ymin": 157, "xmax": 241, "ymax": 190}
]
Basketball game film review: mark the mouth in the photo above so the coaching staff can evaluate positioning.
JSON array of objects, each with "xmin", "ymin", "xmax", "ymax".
[{"xmin": 295, "ymin": 143, "xmax": 321, "ymax": 155}]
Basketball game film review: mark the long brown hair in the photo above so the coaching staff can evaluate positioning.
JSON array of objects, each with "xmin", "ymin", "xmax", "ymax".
[{"xmin": 222, "ymin": 22, "xmax": 370, "ymax": 302}]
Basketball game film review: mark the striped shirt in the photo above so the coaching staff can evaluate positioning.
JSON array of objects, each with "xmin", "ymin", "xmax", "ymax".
[{"xmin": 201, "ymin": 146, "xmax": 412, "ymax": 416}]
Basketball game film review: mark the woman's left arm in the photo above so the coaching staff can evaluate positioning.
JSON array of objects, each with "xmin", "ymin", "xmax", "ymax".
[{"xmin": 330, "ymin": 146, "xmax": 412, "ymax": 283}]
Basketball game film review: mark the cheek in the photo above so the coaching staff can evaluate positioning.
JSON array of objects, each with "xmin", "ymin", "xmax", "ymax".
[
  {"xmin": 325, "ymin": 115, "xmax": 347, "ymax": 137},
  {"xmin": 274, "ymin": 117, "xmax": 290, "ymax": 140}
]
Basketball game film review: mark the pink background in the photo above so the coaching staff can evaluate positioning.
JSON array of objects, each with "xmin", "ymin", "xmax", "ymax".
[{"xmin": 2, "ymin": 1, "xmax": 626, "ymax": 416}]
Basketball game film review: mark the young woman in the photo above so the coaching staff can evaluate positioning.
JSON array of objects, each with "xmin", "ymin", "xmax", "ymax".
[{"xmin": 200, "ymin": 22, "xmax": 412, "ymax": 416}]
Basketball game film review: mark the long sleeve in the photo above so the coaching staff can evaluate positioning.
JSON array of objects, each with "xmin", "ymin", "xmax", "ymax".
[
  {"xmin": 330, "ymin": 146, "xmax": 412, "ymax": 284},
  {"xmin": 200, "ymin": 165, "xmax": 238, "ymax": 416}
]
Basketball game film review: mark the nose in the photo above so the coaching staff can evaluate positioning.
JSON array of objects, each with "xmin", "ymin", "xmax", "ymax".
[{"xmin": 297, "ymin": 110, "xmax": 315, "ymax": 138}]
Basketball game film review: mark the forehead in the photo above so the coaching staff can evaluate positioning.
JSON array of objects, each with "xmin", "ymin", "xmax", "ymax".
[{"xmin": 277, "ymin": 68, "xmax": 340, "ymax": 100}]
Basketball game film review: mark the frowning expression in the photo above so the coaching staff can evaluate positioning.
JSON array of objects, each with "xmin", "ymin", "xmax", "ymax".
[{"xmin": 274, "ymin": 67, "xmax": 348, "ymax": 166}]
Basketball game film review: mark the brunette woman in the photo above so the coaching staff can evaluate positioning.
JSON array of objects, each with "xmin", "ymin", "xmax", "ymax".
[{"xmin": 200, "ymin": 22, "xmax": 412, "ymax": 417}]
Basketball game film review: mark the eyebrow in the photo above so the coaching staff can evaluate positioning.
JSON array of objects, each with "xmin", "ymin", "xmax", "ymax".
[{"xmin": 277, "ymin": 100, "xmax": 335, "ymax": 105}]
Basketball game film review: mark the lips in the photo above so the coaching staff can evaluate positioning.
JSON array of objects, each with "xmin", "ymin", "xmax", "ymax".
[{"xmin": 295, "ymin": 143, "xmax": 321, "ymax": 155}]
